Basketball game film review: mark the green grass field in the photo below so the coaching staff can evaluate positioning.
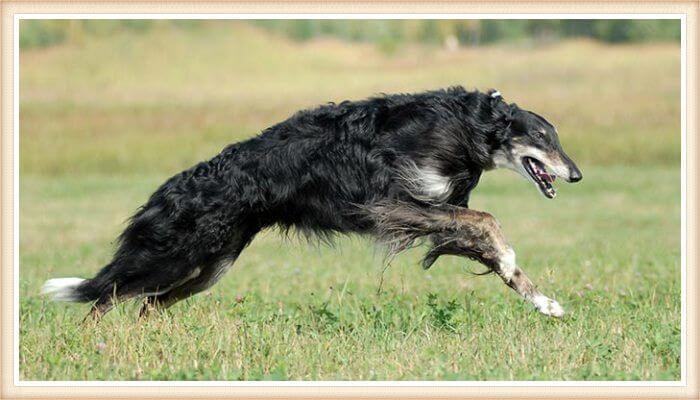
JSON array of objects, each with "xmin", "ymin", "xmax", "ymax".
[{"xmin": 18, "ymin": 22, "xmax": 681, "ymax": 381}]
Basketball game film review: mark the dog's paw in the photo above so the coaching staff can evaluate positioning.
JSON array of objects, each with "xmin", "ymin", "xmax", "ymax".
[{"xmin": 533, "ymin": 295, "xmax": 565, "ymax": 318}]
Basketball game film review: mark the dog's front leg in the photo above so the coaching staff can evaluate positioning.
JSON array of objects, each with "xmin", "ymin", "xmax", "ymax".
[
  {"xmin": 370, "ymin": 202, "xmax": 563, "ymax": 317},
  {"xmin": 423, "ymin": 208, "xmax": 564, "ymax": 317}
]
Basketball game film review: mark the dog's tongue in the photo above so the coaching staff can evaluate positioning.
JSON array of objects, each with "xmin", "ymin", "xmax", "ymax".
[{"xmin": 538, "ymin": 172, "xmax": 556, "ymax": 183}]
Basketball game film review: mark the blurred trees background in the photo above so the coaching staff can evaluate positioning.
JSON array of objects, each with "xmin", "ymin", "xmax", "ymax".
[{"xmin": 20, "ymin": 19, "xmax": 680, "ymax": 51}]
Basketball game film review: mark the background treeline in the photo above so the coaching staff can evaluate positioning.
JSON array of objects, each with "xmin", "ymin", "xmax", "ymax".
[
  {"xmin": 20, "ymin": 19, "xmax": 680, "ymax": 51},
  {"xmin": 254, "ymin": 19, "xmax": 680, "ymax": 46}
]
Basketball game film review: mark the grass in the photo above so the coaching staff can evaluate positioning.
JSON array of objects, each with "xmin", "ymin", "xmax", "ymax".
[
  {"xmin": 18, "ymin": 21, "xmax": 681, "ymax": 381},
  {"xmin": 19, "ymin": 167, "xmax": 680, "ymax": 380}
]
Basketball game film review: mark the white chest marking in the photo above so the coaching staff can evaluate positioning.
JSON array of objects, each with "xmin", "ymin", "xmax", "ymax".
[{"xmin": 418, "ymin": 167, "xmax": 452, "ymax": 199}]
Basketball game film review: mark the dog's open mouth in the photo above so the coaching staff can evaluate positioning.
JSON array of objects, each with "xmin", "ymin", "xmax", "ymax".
[{"xmin": 522, "ymin": 156, "xmax": 557, "ymax": 199}]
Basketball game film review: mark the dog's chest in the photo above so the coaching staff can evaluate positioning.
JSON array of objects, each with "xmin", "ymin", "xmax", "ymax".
[
  {"xmin": 416, "ymin": 167, "xmax": 452, "ymax": 200},
  {"xmin": 445, "ymin": 171, "xmax": 482, "ymax": 207},
  {"xmin": 395, "ymin": 161, "xmax": 481, "ymax": 206}
]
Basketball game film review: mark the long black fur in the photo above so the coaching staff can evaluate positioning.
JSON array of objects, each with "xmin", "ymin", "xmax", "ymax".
[{"xmin": 68, "ymin": 86, "xmax": 518, "ymax": 309}]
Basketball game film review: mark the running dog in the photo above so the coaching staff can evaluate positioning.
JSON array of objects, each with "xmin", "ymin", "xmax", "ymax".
[{"xmin": 42, "ymin": 87, "xmax": 582, "ymax": 319}]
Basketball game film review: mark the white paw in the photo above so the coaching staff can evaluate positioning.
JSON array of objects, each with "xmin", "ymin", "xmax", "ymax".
[{"xmin": 532, "ymin": 295, "xmax": 565, "ymax": 318}]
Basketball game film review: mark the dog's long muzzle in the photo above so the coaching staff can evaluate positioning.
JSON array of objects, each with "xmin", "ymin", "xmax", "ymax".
[
  {"xmin": 561, "ymin": 153, "xmax": 582, "ymax": 183},
  {"xmin": 522, "ymin": 151, "xmax": 582, "ymax": 199}
]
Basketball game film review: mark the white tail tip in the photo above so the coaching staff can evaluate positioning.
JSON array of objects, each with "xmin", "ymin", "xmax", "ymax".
[{"xmin": 41, "ymin": 278, "xmax": 86, "ymax": 302}]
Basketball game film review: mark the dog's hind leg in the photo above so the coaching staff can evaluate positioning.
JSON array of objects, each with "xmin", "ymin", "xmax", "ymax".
[
  {"xmin": 371, "ymin": 202, "xmax": 564, "ymax": 317},
  {"xmin": 83, "ymin": 296, "xmax": 115, "ymax": 323},
  {"xmin": 138, "ymin": 227, "xmax": 258, "ymax": 318},
  {"xmin": 138, "ymin": 263, "xmax": 224, "ymax": 318},
  {"xmin": 138, "ymin": 257, "xmax": 239, "ymax": 318}
]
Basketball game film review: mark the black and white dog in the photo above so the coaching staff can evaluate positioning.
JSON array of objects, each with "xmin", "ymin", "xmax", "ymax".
[{"xmin": 42, "ymin": 87, "xmax": 582, "ymax": 319}]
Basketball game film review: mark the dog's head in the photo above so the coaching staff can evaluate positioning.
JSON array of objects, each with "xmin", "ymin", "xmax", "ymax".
[{"xmin": 487, "ymin": 90, "xmax": 582, "ymax": 199}]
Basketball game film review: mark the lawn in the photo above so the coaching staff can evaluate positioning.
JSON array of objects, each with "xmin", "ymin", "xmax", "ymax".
[{"xmin": 18, "ymin": 21, "xmax": 681, "ymax": 380}]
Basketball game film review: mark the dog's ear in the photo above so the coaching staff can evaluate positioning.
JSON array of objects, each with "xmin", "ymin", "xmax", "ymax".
[
  {"xmin": 488, "ymin": 89, "xmax": 511, "ymax": 119},
  {"xmin": 487, "ymin": 88, "xmax": 502, "ymax": 105},
  {"xmin": 494, "ymin": 99, "xmax": 517, "ymax": 144},
  {"xmin": 507, "ymin": 103, "xmax": 525, "ymax": 127}
]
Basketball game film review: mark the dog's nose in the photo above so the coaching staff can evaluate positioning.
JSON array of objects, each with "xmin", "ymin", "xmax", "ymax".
[{"xmin": 568, "ymin": 170, "xmax": 582, "ymax": 183}]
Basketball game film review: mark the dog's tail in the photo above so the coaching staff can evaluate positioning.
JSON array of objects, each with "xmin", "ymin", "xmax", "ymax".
[
  {"xmin": 41, "ymin": 266, "xmax": 115, "ymax": 302},
  {"xmin": 41, "ymin": 278, "xmax": 88, "ymax": 302}
]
